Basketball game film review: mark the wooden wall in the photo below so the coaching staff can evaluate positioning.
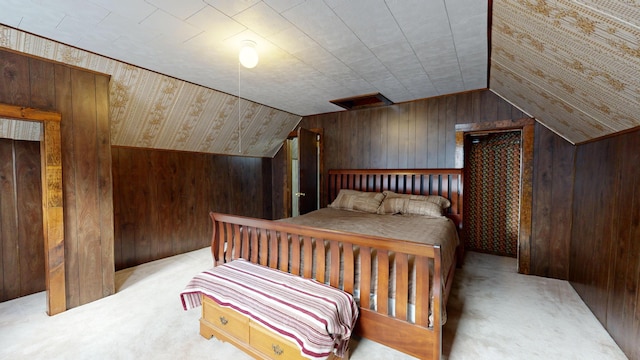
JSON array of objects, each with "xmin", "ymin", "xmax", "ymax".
[
  {"xmin": 291, "ymin": 89, "xmax": 580, "ymax": 280},
  {"xmin": 301, "ymin": 90, "xmax": 526, "ymax": 173},
  {"xmin": 296, "ymin": 90, "xmax": 527, "ymax": 208},
  {"xmin": 0, "ymin": 49, "xmax": 114, "ymax": 309},
  {"xmin": 0, "ymin": 139, "xmax": 44, "ymax": 302},
  {"xmin": 570, "ymin": 128, "xmax": 640, "ymax": 360},
  {"xmin": 112, "ymin": 146, "xmax": 272, "ymax": 270},
  {"xmin": 531, "ymin": 123, "xmax": 576, "ymax": 279}
]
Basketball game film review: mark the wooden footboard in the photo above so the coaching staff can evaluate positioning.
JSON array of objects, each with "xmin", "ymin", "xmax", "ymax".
[{"xmin": 209, "ymin": 212, "xmax": 448, "ymax": 359}]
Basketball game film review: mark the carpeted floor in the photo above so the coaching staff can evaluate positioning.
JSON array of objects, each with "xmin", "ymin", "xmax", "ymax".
[{"xmin": 0, "ymin": 248, "xmax": 628, "ymax": 360}]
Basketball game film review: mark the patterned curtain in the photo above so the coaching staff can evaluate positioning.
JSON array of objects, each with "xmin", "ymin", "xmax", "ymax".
[{"xmin": 466, "ymin": 131, "xmax": 521, "ymax": 257}]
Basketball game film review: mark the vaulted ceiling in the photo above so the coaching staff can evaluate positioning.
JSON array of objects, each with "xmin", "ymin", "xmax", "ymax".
[{"xmin": 0, "ymin": 0, "xmax": 638, "ymax": 156}]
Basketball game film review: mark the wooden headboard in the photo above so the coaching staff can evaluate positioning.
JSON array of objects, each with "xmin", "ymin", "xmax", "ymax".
[{"xmin": 327, "ymin": 169, "xmax": 464, "ymax": 229}]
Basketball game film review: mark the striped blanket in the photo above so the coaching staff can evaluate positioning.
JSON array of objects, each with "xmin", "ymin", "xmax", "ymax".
[{"xmin": 180, "ymin": 259, "xmax": 358, "ymax": 359}]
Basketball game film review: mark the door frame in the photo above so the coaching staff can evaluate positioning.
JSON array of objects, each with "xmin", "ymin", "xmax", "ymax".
[
  {"xmin": 0, "ymin": 103, "xmax": 66, "ymax": 315},
  {"xmin": 455, "ymin": 118, "xmax": 535, "ymax": 274},
  {"xmin": 283, "ymin": 128, "xmax": 323, "ymax": 218}
]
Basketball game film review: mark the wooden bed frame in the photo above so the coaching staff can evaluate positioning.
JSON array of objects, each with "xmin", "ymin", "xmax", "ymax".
[{"xmin": 207, "ymin": 169, "xmax": 463, "ymax": 360}]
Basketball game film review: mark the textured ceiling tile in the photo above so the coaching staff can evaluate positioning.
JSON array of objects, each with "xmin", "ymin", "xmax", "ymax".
[
  {"xmin": 74, "ymin": 20, "xmax": 121, "ymax": 49},
  {"xmin": 0, "ymin": 0, "xmax": 30, "ymax": 27},
  {"xmin": 266, "ymin": 25, "xmax": 318, "ymax": 55},
  {"xmin": 460, "ymin": 59, "xmax": 488, "ymax": 89},
  {"xmin": 89, "ymin": 0, "xmax": 157, "ymax": 22},
  {"xmin": 33, "ymin": 0, "xmax": 109, "ymax": 24},
  {"xmin": 14, "ymin": 5, "xmax": 65, "ymax": 33},
  {"xmin": 146, "ymin": 0, "xmax": 206, "ymax": 20},
  {"xmin": 281, "ymin": 1, "xmax": 359, "ymax": 51},
  {"xmin": 372, "ymin": 41, "xmax": 420, "ymax": 74},
  {"xmin": 233, "ymin": 1, "xmax": 291, "ymax": 37},
  {"xmin": 389, "ymin": 0, "xmax": 453, "ymax": 51},
  {"xmin": 139, "ymin": 9, "xmax": 201, "ymax": 44},
  {"xmin": 203, "ymin": 0, "xmax": 261, "ymax": 17},
  {"xmin": 263, "ymin": 0, "xmax": 305, "ymax": 13},
  {"xmin": 330, "ymin": 41, "xmax": 374, "ymax": 67},
  {"xmin": 333, "ymin": 0, "xmax": 404, "ymax": 48},
  {"xmin": 98, "ymin": 12, "xmax": 159, "ymax": 43},
  {"xmin": 186, "ymin": 6, "xmax": 244, "ymax": 38}
]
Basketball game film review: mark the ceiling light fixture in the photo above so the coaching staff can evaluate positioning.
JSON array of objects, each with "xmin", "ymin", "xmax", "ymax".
[{"xmin": 239, "ymin": 40, "xmax": 258, "ymax": 69}]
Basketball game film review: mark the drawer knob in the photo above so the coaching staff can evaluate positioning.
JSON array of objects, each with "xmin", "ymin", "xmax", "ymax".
[
  {"xmin": 272, "ymin": 344, "xmax": 284, "ymax": 356},
  {"xmin": 219, "ymin": 316, "xmax": 228, "ymax": 325}
]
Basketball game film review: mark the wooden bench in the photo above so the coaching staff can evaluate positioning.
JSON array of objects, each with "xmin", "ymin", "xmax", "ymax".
[{"xmin": 181, "ymin": 259, "xmax": 357, "ymax": 360}]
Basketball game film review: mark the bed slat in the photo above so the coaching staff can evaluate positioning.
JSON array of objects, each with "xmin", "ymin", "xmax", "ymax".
[
  {"xmin": 330, "ymin": 241, "xmax": 340, "ymax": 288},
  {"xmin": 360, "ymin": 247, "xmax": 371, "ymax": 310},
  {"xmin": 376, "ymin": 250, "xmax": 389, "ymax": 316},
  {"xmin": 316, "ymin": 239, "xmax": 326, "ymax": 284},
  {"xmin": 395, "ymin": 253, "xmax": 409, "ymax": 321},
  {"xmin": 415, "ymin": 255, "xmax": 430, "ymax": 327},
  {"xmin": 343, "ymin": 244, "xmax": 354, "ymax": 294},
  {"xmin": 259, "ymin": 229, "xmax": 268, "ymax": 266},
  {"xmin": 302, "ymin": 236, "xmax": 312, "ymax": 278},
  {"xmin": 291, "ymin": 234, "xmax": 301, "ymax": 276},
  {"xmin": 279, "ymin": 231, "xmax": 289, "ymax": 272}
]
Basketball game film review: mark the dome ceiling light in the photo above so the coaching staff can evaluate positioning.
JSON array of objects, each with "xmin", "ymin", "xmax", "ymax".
[{"xmin": 239, "ymin": 40, "xmax": 258, "ymax": 69}]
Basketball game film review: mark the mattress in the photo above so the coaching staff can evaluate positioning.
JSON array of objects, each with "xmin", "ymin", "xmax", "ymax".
[{"xmin": 280, "ymin": 207, "xmax": 459, "ymax": 280}]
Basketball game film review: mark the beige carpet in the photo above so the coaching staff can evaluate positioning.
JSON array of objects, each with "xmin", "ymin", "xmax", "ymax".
[{"xmin": 0, "ymin": 248, "xmax": 627, "ymax": 360}]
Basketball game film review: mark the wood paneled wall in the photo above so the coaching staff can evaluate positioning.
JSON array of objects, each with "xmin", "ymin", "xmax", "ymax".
[
  {"xmin": 0, "ymin": 139, "xmax": 44, "ymax": 302},
  {"xmin": 531, "ymin": 123, "xmax": 576, "ymax": 279},
  {"xmin": 292, "ymin": 90, "xmax": 576, "ymax": 280},
  {"xmin": 0, "ymin": 49, "xmax": 113, "ymax": 309},
  {"xmin": 112, "ymin": 146, "xmax": 272, "ymax": 270},
  {"xmin": 570, "ymin": 128, "xmax": 640, "ymax": 360},
  {"xmin": 295, "ymin": 90, "xmax": 527, "ymax": 207}
]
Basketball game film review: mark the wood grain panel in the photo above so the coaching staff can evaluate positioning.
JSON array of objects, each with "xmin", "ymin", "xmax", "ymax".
[
  {"xmin": 0, "ymin": 51, "xmax": 30, "ymax": 105},
  {"xmin": 548, "ymin": 128, "xmax": 574, "ymax": 279},
  {"xmin": 111, "ymin": 147, "xmax": 271, "ymax": 270},
  {"xmin": 1, "ymin": 141, "xmax": 20, "ymax": 300},
  {"xmin": 0, "ymin": 139, "xmax": 19, "ymax": 301},
  {"xmin": 95, "ymin": 74, "xmax": 114, "ymax": 297},
  {"xmin": 0, "ymin": 139, "xmax": 45, "ymax": 302},
  {"xmin": 295, "ymin": 89, "xmax": 529, "ymax": 211},
  {"xmin": 570, "ymin": 128, "xmax": 640, "ymax": 360},
  {"xmin": 28, "ymin": 59, "xmax": 55, "ymax": 110},
  {"xmin": 71, "ymin": 69, "xmax": 102, "ymax": 305},
  {"xmin": 608, "ymin": 130, "xmax": 639, "ymax": 359},
  {"xmin": 15, "ymin": 140, "xmax": 44, "ymax": 296},
  {"xmin": 531, "ymin": 124, "xmax": 553, "ymax": 275},
  {"xmin": 0, "ymin": 49, "xmax": 114, "ymax": 310}
]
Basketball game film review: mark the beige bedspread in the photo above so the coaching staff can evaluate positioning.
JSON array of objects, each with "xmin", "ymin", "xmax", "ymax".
[{"xmin": 279, "ymin": 207, "xmax": 459, "ymax": 283}]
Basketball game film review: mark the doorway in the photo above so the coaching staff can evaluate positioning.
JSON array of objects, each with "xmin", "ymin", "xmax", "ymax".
[
  {"xmin": 465, "ymin": 131, "xmax": 521, "ymax": 257},
  {"xmin": 0, "ymin": 104, "xmax": 66, "ymax": 315},
  {"xmin": 284, "ymin": 128, "xmax": 322, "ymax": 218},
  {"xmin": 456, "ymin": 118, "xmax": 534, "ymax": 274}
]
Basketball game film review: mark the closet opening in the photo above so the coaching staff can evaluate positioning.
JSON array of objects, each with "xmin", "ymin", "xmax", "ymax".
[{"xmin": 456, "ymin": 118, "xmax": 534, "ymax": 274}]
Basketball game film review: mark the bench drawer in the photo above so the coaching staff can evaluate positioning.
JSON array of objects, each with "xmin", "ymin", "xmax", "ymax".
[
  {"xmin": 202, "ymin": 298, "xmax": 249, "ymax": 343},
  {"xmin": 250, "ymin": 321, "xmax": 306, "ymax": 360}
]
